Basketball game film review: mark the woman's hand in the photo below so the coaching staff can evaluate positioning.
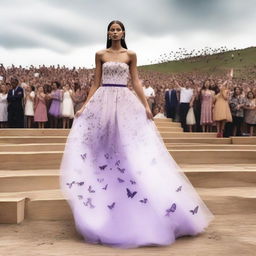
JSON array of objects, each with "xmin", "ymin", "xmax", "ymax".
[{"xmin": 145, "ymin": 106, "xmax": 154, "ymax": 120}]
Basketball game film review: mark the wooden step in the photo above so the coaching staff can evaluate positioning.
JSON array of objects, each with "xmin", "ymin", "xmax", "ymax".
[
  {"xmin": 0, "ymin": 197, "xmax": 25, "ymax": 224},
  {"xmin": 1, "ymin": 148, "xmax": 255, "ymax": 170},
  {"xmin": 163, "ymin": 138, "xmax": 231, "ymax": 144},
  {"xmin": 1, "ymin": 165, "xmax": 255, "ymax": 192},
  {"xmin": 1, "ymin": 187, "xmax": 255, "ymax": 222},
  {"xmin": 231, "ymin": 137, "xmax": 256, "ymax": 145}
]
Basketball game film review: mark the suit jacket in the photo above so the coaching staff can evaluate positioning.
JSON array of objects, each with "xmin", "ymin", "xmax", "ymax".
[{"xmin": 7, "ymin": 86, "xmax": 24, "ymax": 114}]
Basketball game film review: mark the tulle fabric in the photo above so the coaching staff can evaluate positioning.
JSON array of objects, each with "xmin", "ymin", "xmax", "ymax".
[{"xmin": 59, "ymin": 83, "xmax": 214, "ymax": 249}]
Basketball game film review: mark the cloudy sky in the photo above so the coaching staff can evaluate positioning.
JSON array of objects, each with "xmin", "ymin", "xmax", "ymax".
[{"xmin": 0, "ymin": 0, "xmax": 255, "ymax": 68}]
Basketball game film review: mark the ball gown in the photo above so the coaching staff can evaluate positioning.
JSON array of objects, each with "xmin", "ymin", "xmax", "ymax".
[{"xmin": 59, "ymin": 61, "xmax": 214, "ymax": 249}]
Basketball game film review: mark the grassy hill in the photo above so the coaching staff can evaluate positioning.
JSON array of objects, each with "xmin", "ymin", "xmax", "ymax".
[{"xmin": 139, "ymin": 46, "xmax": 256, "ymax": 79}]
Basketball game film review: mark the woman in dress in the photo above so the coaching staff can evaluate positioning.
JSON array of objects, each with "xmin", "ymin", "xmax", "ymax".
[
  {"xmin": 213, "ymin": 81, "xmax": 232, "ymax": 137},
  {"xmin": 71, "ymin": 82, "xmax": 87, "ymax": 114},
  {"xmin": 244, "ymin": 91, "xmax": 256, "ymax": 136},
  {"xmin": 61, "ymin": 84, "xmax": 74, "ymax": 128},
  {"xmin": 200, "ymin": 80, "xmax": 215, "ymax": 132},
  {"xmin": 229, "ymin": 87, "xmax": 246, "ymax": 136},
  {"xmin": 49, "ymin": 81, "xmax": 63, "ymax": 128},
  {"xmin": 59, "ymin": 20, "xmax": 214, "ymax": 249},
  {"xmin": 0, "ymin": 84, "xmax": 8, "ymax": 128},
  {"xmin": 24, "ymin": 85, "xmax": 35, "ymax": 128},
  {"xmin": 34, "ymin": 85, "xmax": 48, "ymax": 128}
]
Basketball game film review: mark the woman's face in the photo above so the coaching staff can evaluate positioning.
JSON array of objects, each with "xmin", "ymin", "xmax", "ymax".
[
  {"xmin": 108, "ymin": 23, "xmax": 124, "ymax": 41},
  {"xmin": 235, "ymin": 87, "xmax": 241, "ymax": 95},
  {"xmin": 1, "ymin": 85, "xmax": 7, "ymax": 93},
  {"xmin": 52, "ymin": 83, "xmax": 57, "ymax": 90},
  {"xmin": 248, "ymin": 92, "xmax": 253, "ymax": 99},
  {"xmin": 205, "ymin": 80, "xmax": 210, "ymax": 88}
]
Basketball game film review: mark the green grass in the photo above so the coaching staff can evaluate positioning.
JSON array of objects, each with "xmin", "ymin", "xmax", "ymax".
[{"xmin": 138, "ymin": 46, "xmax": 256, "ymax": 79}]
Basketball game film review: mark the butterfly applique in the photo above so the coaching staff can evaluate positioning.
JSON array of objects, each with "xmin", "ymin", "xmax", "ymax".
[
  {"xmin": 190, "ymin": 205, "xmax": 199, "ymax": 215},
  {"xmin": 97, "ymin": 178, "xmax": 104, "ymax": 183},
  {"xmin": 66, "ymin": 181, "xmax": 75, "ymax": 189},
  {"xmin": 117, "ymin": 177, "xmax": 125, "ymax": 183},
  {"xmin": 88, "ymin": 185, "xmax": 95, "ymax": 193},
  {"xmin": 176, "ymin": 186, "xmax": 182, "ymax": 192},
  {"xmin": 117, "ymin": 167, "xmax": 125, "ymax": 173},
  {"xmin": 115, "ymin": 160, "xmax": 121, "ymax": 166},
  {"xmin": 76, "ymin": 181, "xmax": 85, "ymax": 186},
  {"xmin": 126, "ymin": 188, "xmax": 137, "ymax": 198},
  {"xmin": 107, "ymin": 202, "xmax": 115, "ymax": 210},
  {"xmin": 104, "ymin": 153, "xmax": 109, "ymax": 159},
  {"xmin": 80, "ymin": 153, "xmax": 87, "ymax": 160},
  {"xmin": 99, "ymin": 164, "xmax": 107, "ymax": 170},
  {"xmin": 83, "ymin": 198, "xmax": 95, "ymax": 208},
  {"xmin": 102, "ymin": 184, "xmax": 108, "ymax": 190},
  {"xmin": 139, "ymin": 198, "xmax": 148, "ymax": 204},
  {"xmin": 130, "ymin": 180, "xmax": 136, "ymax": 185},
  {"xmin": 77, "ymin": 195, "xmax": 83, "ymax": 200},
  {"xmin": 165, "ymin": 203, "xmax": 177, "ymax": 216}
]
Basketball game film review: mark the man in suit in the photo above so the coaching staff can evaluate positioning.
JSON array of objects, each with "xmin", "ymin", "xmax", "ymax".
[
  {"xmin": 165, "ymin": 84, "xmax": 178, "ymax": 119},
  {"xmin": 7, "ymin": 77, "xmax": 24, "ymax": 128}
]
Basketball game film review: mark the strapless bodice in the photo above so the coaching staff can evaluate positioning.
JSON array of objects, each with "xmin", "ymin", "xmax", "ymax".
[{"xmin": 101, "ymin": 62, "xmax": 130, "ymax": 86}]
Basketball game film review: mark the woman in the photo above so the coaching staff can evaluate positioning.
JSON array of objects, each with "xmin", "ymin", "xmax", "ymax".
[
  {"xmin": 0, "ymin": 84, "xmax": 8, "ymax": 128},
  {"xmin": 229, "ymin": 87, "xmax": 246, "ymax": 136},
  {"xmin": 61, "ymin": 84, "xmax": 74, "ymax": 128},
  {"xmin": 49, "ymin": 81, "xmax": 63, "ymax": 128},
  {"xmin": 200, "ymin": 80, "xmax": 215, "ymax": 132},
  {"xmin": 34, "ymin": 85, "xmax": 48, "ymax": 128},
  {"xmin": 213, "ymin": 81, "xmax": 232, "ymax": 137},
  {"xmin": 24, "ymin": 85, "xmax": 35, "ymax": 128},
  {"xmin": 244, "ymin": 91, "xmax": 256, "ymax": 136},
  {"xmin": 59, "ymin": 20, "xmax": 214, "ymax": 249},
  {"xmin": 71, "ymin": 82, "xmax": 87, "ymax": 114}
]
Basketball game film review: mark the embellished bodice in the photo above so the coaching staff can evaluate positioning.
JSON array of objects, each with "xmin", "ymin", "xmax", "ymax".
[{"xmin": 101, "ymin": 62, "xmax": 130, "ymax": 86}]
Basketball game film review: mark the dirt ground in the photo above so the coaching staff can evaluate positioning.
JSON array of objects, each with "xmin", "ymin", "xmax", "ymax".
[{"xmin": 0, "ymin": 214, "xmax": 255, "ymax": 256}]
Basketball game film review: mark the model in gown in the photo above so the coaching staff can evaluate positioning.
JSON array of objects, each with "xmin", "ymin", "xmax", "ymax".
[{"xmin": 59, "ymin": 20, "xmax": 214, "ymax": 249}]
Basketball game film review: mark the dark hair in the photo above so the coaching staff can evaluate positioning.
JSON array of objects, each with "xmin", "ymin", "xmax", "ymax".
[
  {"xmin": 53, "ymin": 81, "xmax": 61, "ymax": 89},
  {"xmin": 106, "ymin": 20, "xmax": 127, "ymax": 49},
  {"xmin": 247, "ymin": 90, "xmax": 255, "ymax": 99},
  {"xmin": 232, "ymin": 87, "xmax": 242, "ymax": 98},
  {"xmin": 30, "ymin": 85, "xmax": 35, "ymax": 91},
  {"xmin": 74, "ymin": 82, "xmax": 81, "ymax": 92},
  {"xmin": 201, "ymin": 79, "xmax": 210, "ymax": 91}
]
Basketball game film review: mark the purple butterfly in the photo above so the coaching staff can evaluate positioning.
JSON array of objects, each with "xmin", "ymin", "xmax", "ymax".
[
  {"xmin": 77, "ymin": 195, "xmax": 83, "ymax": 200},
  {"xmin": 97, "ymin": 178, "xmax": 104, "ymax": 183},
  {"xmin": 126, "ymin": 188, "xmax": 137, "ymax": 198},
  {"xmin": 102, "ymin": 184, "xmax": 108, "ymax": 190},
  {"xmin": 88, "ymin": 185, "xmax": 95, "ymax": 193},
  {"xmin": 117, "ymin": 177, "xmax": 125, "ymax": 183},
  {"xmin": 190, "ymin": 205, "xmax": 199, "ymax": 215},
  {"xmin": 104, "ymin": 153, "xmax": 109, "ymax": 159},
  {"xmin": 107, "ymin": 202, "xmax": 115, "ymax": 210},
  {"xmin": 76, "ymin": 181, "xmax": 85, "ymax": 186},
  {"xmin": 176, "ymin": 186, "xmax": 182, "ymax": 192},
  {"xmin": 130, "ymin": 180, "xmax": 136, "ymax": 185},
  {"xmin": 139, "ymin": 198, "xmax": 148, "ymax": 204},
  {"xmin": 115, "ymin": 160, "xmax": 121, "ymax": 166},
  {"xmin": 66, "ymin": 181, "xmax": 75, "ymax": 189},
  {"xmin": 165, "ymin": 203, "xmax": 177, "ymax": 216},
  {"xmin": 80, "ymin": 153, "xmax": 87, "ymax": 160},
  {"xmin": 83, "ymin": 198, "xmax": 95, "ymax": 208},
  {"xmin": 99, "ymin": 164, "xmax": 107, "ymax": 170},
  {"xmin": 117, "ymin": 167, "xmax": 125, "ymax": 173}
]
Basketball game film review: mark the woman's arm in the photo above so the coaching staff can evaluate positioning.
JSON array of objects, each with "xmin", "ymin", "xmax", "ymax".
[{"xmin": 129, "ymin": 51, "xmax": 153, "ymax": 120}]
